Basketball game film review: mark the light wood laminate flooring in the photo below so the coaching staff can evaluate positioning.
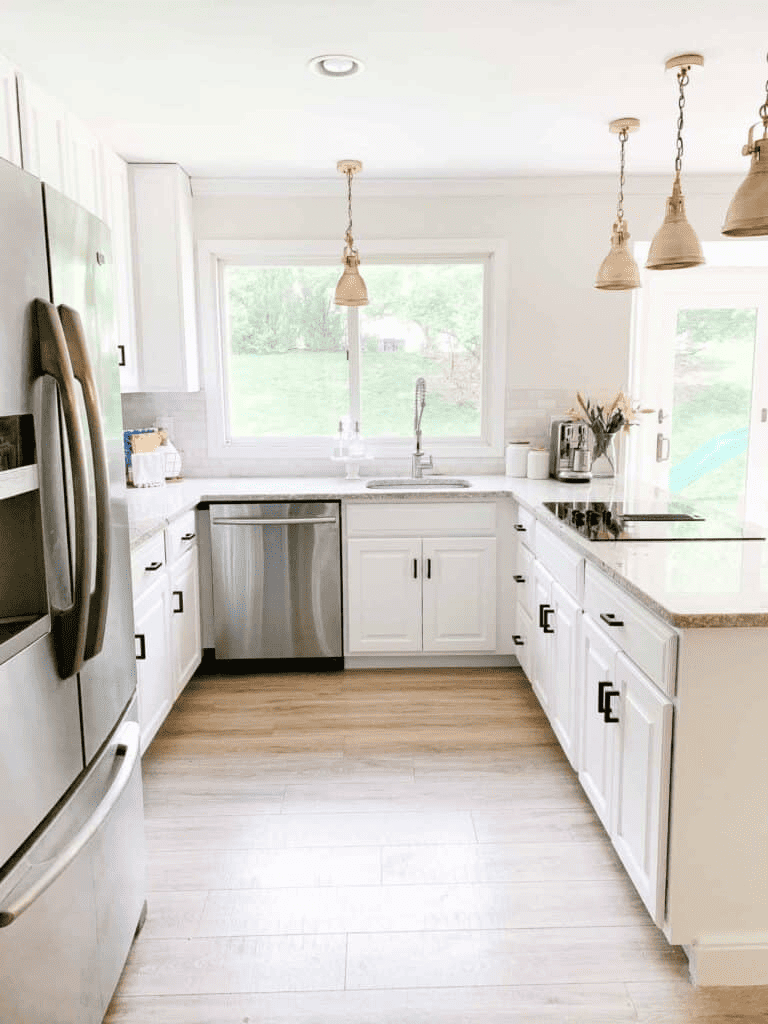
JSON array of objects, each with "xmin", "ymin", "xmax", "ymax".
[{"xmin": 106, "ymin": 667, "xmax": 768, "ymax": 1022}]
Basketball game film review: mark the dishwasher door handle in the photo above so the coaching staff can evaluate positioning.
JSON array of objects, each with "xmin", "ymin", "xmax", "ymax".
[{"xmin": 211, "ymin": 517, "xmax": 338, "ymax": 526}]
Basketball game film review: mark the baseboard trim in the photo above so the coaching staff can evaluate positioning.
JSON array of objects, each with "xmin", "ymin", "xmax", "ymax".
[
  {"xmin": 686, "ymin": 940, "xmax": 768, "ymax": 986},
  {"xmin": 344, "ymin": 654, "xmax": 520, "ymax": 669}
]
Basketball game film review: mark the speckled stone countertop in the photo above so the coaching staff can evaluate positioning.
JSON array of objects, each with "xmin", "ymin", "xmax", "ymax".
[{"xmin": 125, "ymin": 475, "xmax": 768, "ymax": 629}]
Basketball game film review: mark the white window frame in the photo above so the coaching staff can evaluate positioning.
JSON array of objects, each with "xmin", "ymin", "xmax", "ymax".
[{"xmin": 197, "ymin": 237, "xmax": 508, "ymax": 462}]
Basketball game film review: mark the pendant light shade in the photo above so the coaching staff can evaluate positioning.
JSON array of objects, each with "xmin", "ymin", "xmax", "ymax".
[
  {"xmin": 722, "ymin": 52, "xmax": 768, "ymax": 237},
  {"xmin": 595, "ymin": 118, "xmax": 641, "ymax": 291},
  {"xmin": 334, "ymin": 159, "xmax": 368, "ymax": 307},
  {"xmin": 647, "ymin": 54, "xmax": 705, "ymax": 272},
  {"xmin": 646, "ymin": 178, "xmax": 705, "ymax": 269}
]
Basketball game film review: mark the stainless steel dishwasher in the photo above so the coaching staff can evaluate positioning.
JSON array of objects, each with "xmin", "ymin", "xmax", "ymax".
[{"xmin": 209, "ymin": 501, "xmax": 342, "ymax": 662}]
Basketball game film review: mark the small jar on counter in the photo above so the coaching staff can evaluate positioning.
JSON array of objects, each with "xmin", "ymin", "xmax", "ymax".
[
  {"xmin": 526, "ymin": 447, "xmax": 550, "ymax": 480},
  {"xmin": 505, "ymin": 441, "xmax": 529, "ymax": 477}
]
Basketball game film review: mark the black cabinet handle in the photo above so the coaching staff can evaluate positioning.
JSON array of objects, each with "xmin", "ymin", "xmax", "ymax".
[
  {"xmin": 598, "ymin": 681, "xmax": 620, "ymax": 722},
  {"xmin": 173, "ymin": 590, "xmax": 184, "ymax": 613},
  {"xmin": 135, "ymin": 634, "xmax": 146, "ymax": 660},
  {"xmin": 181, "ymin": 532, "xmax": 196, "ymax": 541},
  {"xmin": 539, "ymin": 603, "xmax": 554, "ymax": 634},
  {"xmin": 514, "ymin": 524, "xmax": 527, "ymax": 532},
  {"xmin": 600, "ymin": 612, "xmax": 624, "ymax": 627},
  {"xmin": 511, "ymin": 634, "xmax": 525, "ymax": 646},
  {"xmin": 413, "ymin": 558, "xmax": 418, "ymax": 579},
  {"xmin": 513, "ymin": 574, "xmax": 526, "ymax": 583},
  {"xmin": 117, "ymin": 344, "xmax": 126, "ymax": 367},
  {"xmin": 144, "ymin": 561, "xmax": 163, "ymax": 572},
  {"xmin": 426, "ymin": 558, "xmax": 432, "ymax": 580}
]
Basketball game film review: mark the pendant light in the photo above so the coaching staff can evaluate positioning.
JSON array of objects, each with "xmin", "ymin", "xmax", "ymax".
[
  {"xmin": 334, "ymin": 159, "xmax": 368, "ymax": 306},
  {"xmin": 646, "ymin": 54, "xmax": 705, "ymax": 271},
  {"xmin": 595, "ymin": 118, "xmax": 641, "ymax": 290},
  {"xmin": 722, "ymin": 52, "xmax": 768, "ymax": 237}
]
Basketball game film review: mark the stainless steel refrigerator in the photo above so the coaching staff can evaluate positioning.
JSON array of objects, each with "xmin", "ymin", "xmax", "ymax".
[{"xmin": 0, "ymin": 157, "xmax": 145, "ymax": 1022}]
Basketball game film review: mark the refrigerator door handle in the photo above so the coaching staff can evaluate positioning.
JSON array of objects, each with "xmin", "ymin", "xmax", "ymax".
[
  {"xmin": 34, "ymin": 299, "xmax": 93, "ymax": 679},
  {"xmin": 0, "ymin": 720, "xmax": 140, "ymax": 928},
  {"xmin": 57, "ymin": 304, "xmax": 112, "ymax": 661}
]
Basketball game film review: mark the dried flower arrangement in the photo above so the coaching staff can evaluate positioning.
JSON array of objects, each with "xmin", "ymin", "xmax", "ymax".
[{"xmin": 566, "ymin": 391, "xmax": 653, "ymax": 471}]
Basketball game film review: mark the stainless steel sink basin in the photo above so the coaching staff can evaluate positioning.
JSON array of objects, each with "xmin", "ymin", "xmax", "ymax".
[{"xmin": 365, "ymin": 477, "xmax": 471, "ymax": 489}]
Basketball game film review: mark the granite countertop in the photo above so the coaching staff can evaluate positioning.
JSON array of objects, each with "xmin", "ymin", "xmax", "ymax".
[{"xmin": 125, "ymin": 475, "xmax": 768, "ymax": 629}]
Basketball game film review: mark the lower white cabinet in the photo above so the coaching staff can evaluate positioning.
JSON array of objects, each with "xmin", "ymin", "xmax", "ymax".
[
  {"xmin": 346, "ymin": 535, "xmax": 496, "ymax": 654},
  {"xmin": 133, "ymin": 575, "xmax": 173, "ymax": 753},
  {"xmin": 169, "ymin": 544, "xmax": 202, "ymax": 697},
  {"xmin": 580, "ymin": 612, "xmax": 673, "ymax": 924}
]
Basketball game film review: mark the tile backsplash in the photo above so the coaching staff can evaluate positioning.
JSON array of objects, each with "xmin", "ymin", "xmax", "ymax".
[{"xmin": 122, "ymin": 386, "xmax": 580, "ymax": 477}]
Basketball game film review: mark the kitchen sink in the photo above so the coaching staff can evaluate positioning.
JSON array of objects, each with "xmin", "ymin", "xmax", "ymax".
[{"xmin": 365, "ymin": 477, "xmax": 471, "ymax": 489}]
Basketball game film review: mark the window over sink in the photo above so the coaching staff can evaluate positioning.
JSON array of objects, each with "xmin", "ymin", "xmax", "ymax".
[{"xmin": 197, "ymin": 239, "xmax": 508, "ymax": 463}]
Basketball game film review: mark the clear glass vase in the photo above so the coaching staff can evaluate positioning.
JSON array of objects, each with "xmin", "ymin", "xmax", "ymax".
[{"xmin": 591, "ymin": 434, "xmax": 617, "ymax": 478}]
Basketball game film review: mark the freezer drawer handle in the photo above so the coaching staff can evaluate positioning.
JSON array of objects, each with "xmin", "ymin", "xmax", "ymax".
[
  {"xmin": 0, "ymin": 721, "xmax": 141, "ymax": 928},
  {"xmin": 211, "ymin": 517, "xmax": 338, "ymax": 526},
  {"xmin": 173, "ymin": 590, "xmax": 184, "ymax": 613}
]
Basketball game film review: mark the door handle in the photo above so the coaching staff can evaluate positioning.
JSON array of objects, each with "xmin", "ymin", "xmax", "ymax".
[
  {"xmin": 599, "ymin": 612, "xmax": 624, "ymax": 627},
  {"xmin": 598, "ymin": 680, "xmax": 620, "ymax": 722},
  {"xmin": 181, "ymin": 532, "xmax": 196, "ymax": 541},
  {"xmin": 58, "ymin": 305, "xmax": 112, "ymax": 661},
  {"xmin": 513, "ymin": 574, "xmax": 526, "ymax": 583},
  {"xmin": 426, "ymin": 557, "xmax": 432, "ymax": 579},
  {"xmin": 656, "ymin": 433, "xmax": 671, "ymax": 462},
  {"xmin": 539, "ymin": 603, "xmax": 555, "ymax": 634},
  {"xmin": 511, "ymin": 634, "xmax": 525, "ymax": 646},
  {"xmin": 0, "ymin": 721, "xmax": 140, "ymax": 927},
  {"xmin": 173, "ymin": 590, "xmax": 184, "ymax": 613},
  {"xmin": 413, "ymin": 558, "xmax": 418, "ymax": 579},
  {"xmin": 144, "ymin": 561, "xmax": 163, "ymax": 572},
  {"xmin": 135, "ymin": 634, "xmax": 146, "ymax": 660},
  {"xmin": 117, "ymin": 344, "xmax": 126, "ymax": 367},
  {"xmin": 34, "ymin": 299, "xmax": 93, "ymax": 680},
  {"xmin": 514, "ymin": 524, "xmax": 527, "ymax": 532}
]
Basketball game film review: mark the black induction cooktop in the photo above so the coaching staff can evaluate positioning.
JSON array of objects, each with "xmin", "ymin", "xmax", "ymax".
[{"xmin": 542, "ymin": 500, "xmax": 766, "ymax": 542}]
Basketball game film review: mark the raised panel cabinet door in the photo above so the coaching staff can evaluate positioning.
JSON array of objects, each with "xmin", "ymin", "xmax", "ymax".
[
  {"xmin": 549, "ymin": 579, "xmax": 581, "ymax": 771},
  {"xmin": 133, "ymin": 577, "xmax": 173, "ymax": 754},
  {"xmin": 102, "ymin": 148, "xmax": 139, "ymax": 391},
  {"xmin": 66, "ymin": 114, "xmax": 104, "ymax": 218},
  {"xmin": 579, "ymin": 614, "xmax": 618, "ymax": 831},
  {"xmin": 346, "ymin": 537, "xmax": 422, "ymax": 653},
  {"xmin": 515, "ymin": 541, "xmax": 535, "ymax": 619},
  {"xmin": 169, "ymin": 544, "xmax": 202, "ymax": 698},
  {"xmin": 514, "ymin": 600, "xmax": 533, "ymax": 681},
  {"xmin": 0, "ymin": 58, "xmax": 21, "ymax": 166},
  {"xmin": 16, "ymin": 74, "xmax": 70, "ymax": 193},
  {"xmin": 530, "ymin": 558, "xmax": 554, "ymax": 714},
  {"xmin": 611, "ymin": 651, "xmax": 673, "ymax": 925},
  {"xmin": 422, "ymin": 537, "xmax": 497, "ymax": 652}
]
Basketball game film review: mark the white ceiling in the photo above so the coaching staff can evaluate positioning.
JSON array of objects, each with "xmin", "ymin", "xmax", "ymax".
[{"xmin": 1, "ymin": 0, "xmax": 766, "ymax": 179}]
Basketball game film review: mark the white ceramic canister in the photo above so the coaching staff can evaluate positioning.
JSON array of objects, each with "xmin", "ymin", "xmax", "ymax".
[
  {"xmin": 505, "ymin": 441, "xmax": 529, "ymax": 477},
  {"xmin": 526, "ymin": 447, "xmax": 550, "ymax": 480}
]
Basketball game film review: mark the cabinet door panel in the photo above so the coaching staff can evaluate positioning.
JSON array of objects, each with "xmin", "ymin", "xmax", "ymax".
[
  {"xmin": 346, "ymin": 537, "xmax": 422, "ymax": 652},
  {"xmin": 133, "ymin": 578, "xmax": 173, "ymax": 753},
  {"xmin": 612, "ymin": 651, "xmax": 673, "ymax": 925},
  {"xmin": 514, "ymin": 600, "xmax": 533, "ymax": 681},
  {"xmin": 515, "ymin": 541, "xmax": 534, "ymax": 618},
  {"xmin": 579, "ymin": 614, "xmax": 617, "ymax": 830},
  {"xmin": 531, "ymin": 559, "xmax": 554, "ymax": 713},
  {"xmin": 550, "ymin": 579, "xmax": 581, "ymax": 770},
  {"xmin": 17, "ymin": 75, "xmax": 69, "ymax": 193},
  {"xmin": 102, "ymin": 148, "xmax": 139, "ymax": 392},
  {"xmin": 422, "ymin": 537, "xmax": 497, "ymax": 652},
  {"xmin": 170, "ymin": 544, "xmax": 202, "ymax": 697},
  {"xmin": 0, "ymin": 58, "xmax": 21, "ymax": 166}
]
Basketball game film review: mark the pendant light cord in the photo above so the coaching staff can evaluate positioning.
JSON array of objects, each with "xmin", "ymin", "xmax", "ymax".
[
  {"xmin": 617, "ymin": 128, "xmax": 628, "ymax": 223},
  {"xmin": 674, "ymin": 67, "xmax": 689, "ymax": 181},
  {"xmin": 345, "ymin": 170, "xmax": 355, "ymax": 251}
]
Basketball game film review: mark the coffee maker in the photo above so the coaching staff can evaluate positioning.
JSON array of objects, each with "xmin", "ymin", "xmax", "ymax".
[{"xmin": 550, "ymin": 418, "xmax": 593, "ymax": 482}]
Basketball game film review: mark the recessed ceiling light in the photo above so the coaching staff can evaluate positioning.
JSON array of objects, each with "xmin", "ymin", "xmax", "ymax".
[{"xmin": 308, "ymin": 54, "xmax": 365, "ymax": 78}]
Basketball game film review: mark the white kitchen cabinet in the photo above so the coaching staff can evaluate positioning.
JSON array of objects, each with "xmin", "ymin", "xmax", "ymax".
[
  {"xmin": 17, "ymin": 74, "xmax": 70, "ymax": 193},
  {"xmin": 530, "ymin": 558, "xmax": 554, "ymax": 714},
  {"xmin": 346, "ymin": 537, "xmax": 423, "ymax": 653},
  {"xmin": 169, "ymin": 543, "xmax": 202, "ymax": 698},
  {"xmin": 102, "ymin": 147, "xmax": 139, "ymax": 392},
  {"xmin": 65, "ymin": 112, "xmax": 104, "ymax": 219},
  {"xmin": 422, "ymin": 537, "xmax": 497, "ymax": 652},
  {"xmin": 133, "ymin": 574, "xmax": 173, "ymax": 754},
  {"xmin": 579, "ymin": 612, "xmax": 617, "ymax": 831},
  {"xmin": 0, "ymin": 58, "xmax": 21, "ymax": 167},
  {"xmin": 549, "ymin": 579, "xmax": 581, "ymax": 768},
  {"xmin": 129, "ymin": 163, "xmax": 199, "ymax": 392}
]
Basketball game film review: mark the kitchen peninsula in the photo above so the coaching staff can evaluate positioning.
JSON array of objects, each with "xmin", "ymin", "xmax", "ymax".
[{"xmin": 126, "ymin": 473, "xmax": 768, "ymax": 987}]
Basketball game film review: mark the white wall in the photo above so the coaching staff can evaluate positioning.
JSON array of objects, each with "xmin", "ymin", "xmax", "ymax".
[{"xmin": 125, "ymin": 173, "xmax": 744, "ymax": 475}]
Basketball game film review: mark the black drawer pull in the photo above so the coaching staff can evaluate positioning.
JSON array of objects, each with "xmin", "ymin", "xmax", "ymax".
[
  {"xmin": 135, "ymin": 634, "xmax": 146, "ymax": 660},
  {"xmin": 539, "ymin": 603, "xmax": 554, "ymax": 634},
  {"xmin": 144, "ymin": 560, "xmax": 163, "ymax": 572},
  {"xmin": 512, "ymin": 634, "xmax": 525, "ymax": 646},
  {"xmin": 600, "ymin": 612, "xmax": 624, "ymax": 627},
  {"xmin": 598, "ymin": 680, "xmax": 620, "ymax": 722},
  {"xmin": 173, "ymin": 590, "xmax": 184, "ymax": 613},
  {"xmin": 181, "ymin": 532, "xmax": 196, "ymax": 541},
  {"xmin": 513, "ymin": 574, "xmax": 526, "ymax": 583},
  {"xmin": 117, "ymin": 344, "xmax": 126, "ymax": 367},
  {"xmin": 514, "ymin": 524, "xmax": 527, "ymax": 532}
]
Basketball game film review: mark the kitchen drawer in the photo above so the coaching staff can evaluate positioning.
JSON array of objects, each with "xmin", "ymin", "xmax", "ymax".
[
  {"xmin": 346, "ymin": 501, "xmax": 496, "ymax": 536},
  {"xmin": 514, "ymin": 504, "xmax": 536, "ymax": 546},
  {"xmin": 536, "ymin": 521, "xmax": 583, "ymax": 601},
  {"xmin": 514, "ymin": 540, "xmax": 534, "ymax": 617},
  {"xmin": 166, "ymin": 508, "xmax": 197, "ymax": 564},
  {"xmin": 584, "ymin": 564, "xmax": 677, "ymax": 697},
  {"xmin": 130, "ymin": 531, "xmax": 166, "ymax": 599}
]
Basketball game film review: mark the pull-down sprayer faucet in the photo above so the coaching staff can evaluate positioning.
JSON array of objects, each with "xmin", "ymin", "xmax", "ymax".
[{"xmin": 411, "ymin": 377, "xmax": 433, "ymax": 478}]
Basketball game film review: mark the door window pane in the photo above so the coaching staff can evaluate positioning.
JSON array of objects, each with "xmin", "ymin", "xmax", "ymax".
[
  {"xmin": 358, "ymin": 264, "xmax": 484, "ymax": 437},
  {"xmin": 668, "ymin": 308, "xmax": 757, "ymax": 518},
  {"xmin": 223, "ymin": 266, "xmax": 347, "ymax": 437}
]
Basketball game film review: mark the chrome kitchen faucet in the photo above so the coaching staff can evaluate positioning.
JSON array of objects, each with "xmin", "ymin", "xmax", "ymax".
[{"xmin": 411, "ymin": 377, "xmax": 433, "ymax": 478}]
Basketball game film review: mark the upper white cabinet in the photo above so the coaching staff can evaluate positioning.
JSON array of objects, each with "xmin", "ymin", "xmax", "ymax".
[
  {"xmin": 102, "ymin": 148, "xmax": 139, "ymax": 392},
  {"xmin": 0, "ymin": 57, "xmax": 21, "ymax": 166},
  {"xmin": 17, "ymin": 74, "xmax": 70, "ymax": 194},
  {"xmin": 66, "ymin": 111, "xmax": 105, "ymax": 219},
  {"xmin": 129, "ymin": 163, "xmax": 200, "ymax": 392}
]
